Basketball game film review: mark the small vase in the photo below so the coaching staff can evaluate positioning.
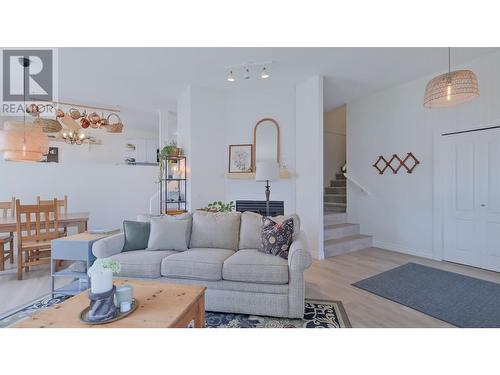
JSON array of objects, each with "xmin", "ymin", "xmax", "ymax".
[{"xmin": 89, "ymin": 268, "xmax": 113, "ymax": 294}]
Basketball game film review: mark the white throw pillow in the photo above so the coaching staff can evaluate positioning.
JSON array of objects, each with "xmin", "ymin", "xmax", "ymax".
[{"xmin": 147, "ymin": 216, "xmax": 191, "ymax": 251}]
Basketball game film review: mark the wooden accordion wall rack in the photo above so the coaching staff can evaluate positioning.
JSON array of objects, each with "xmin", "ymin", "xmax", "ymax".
[{"xmin": 373, "ymin": 152, "xmax": 420, "ymax": 175}]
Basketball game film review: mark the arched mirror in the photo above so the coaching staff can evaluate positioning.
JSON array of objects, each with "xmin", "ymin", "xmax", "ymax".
[{"xmin": 253, "ymin": 118, "xmax": 280, "ymax": 168}]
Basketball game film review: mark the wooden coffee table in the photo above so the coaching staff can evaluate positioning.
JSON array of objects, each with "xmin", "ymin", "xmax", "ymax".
[{"xmin": 13, "ymin": 279, "xmax": 206, "ymax": 328}]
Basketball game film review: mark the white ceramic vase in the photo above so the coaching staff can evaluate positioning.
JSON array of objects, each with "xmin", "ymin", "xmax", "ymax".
[{"xmin": 90, "ymin": 268, "xmax": 113, "ymax": 294}]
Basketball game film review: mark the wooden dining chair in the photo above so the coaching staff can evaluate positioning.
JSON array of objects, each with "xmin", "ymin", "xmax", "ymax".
[
  {"xmin": 16, "ymin": 199, "xmax": 63, "ymax": 280},
  {"xmin": 37, "ymin": 195, "xmax": 68, "ymax": 236},
  {"xmin": 0, "ymin": 197, "xmax": 15, "ymax": 271}
]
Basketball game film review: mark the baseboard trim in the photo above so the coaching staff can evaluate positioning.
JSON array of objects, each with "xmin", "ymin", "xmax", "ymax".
[{"xmin": 373, "ymin": 240, "xmax": 433, "ymax": 260}]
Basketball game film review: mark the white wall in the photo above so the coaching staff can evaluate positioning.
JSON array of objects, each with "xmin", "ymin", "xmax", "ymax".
[
  {"xmin": 177, "ymin": 86, "xmax": 226, "ymax": 211},
  {"xmin": 347, "ymin": 50, "xmax": 500, "ymax": 259},
  {"xmin": 324, "ymin": 104, "xmax": 346, "ymax": 186},
  {"xmin": 296, "ymin": 76, "xmax": 324, "ymax": 259},
  {"xmin": 223, "ymin": 85, "xmax": 296, "ymax": 214},
  {"xmin": 0, "ymin": 163, "xmax": 158, "ymax": 230}
]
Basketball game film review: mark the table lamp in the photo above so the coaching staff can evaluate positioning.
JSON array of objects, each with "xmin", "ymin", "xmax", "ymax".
[{"xmin": 255, "ymin": 161, "xmax": 279, "ymax": 217}]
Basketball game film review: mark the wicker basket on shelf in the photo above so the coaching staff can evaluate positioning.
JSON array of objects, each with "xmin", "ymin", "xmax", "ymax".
[
  {"xmin": 103, "ymin": 113, "xmax": 123, "ymax": 133},
  {"xmin": 33, "ymin": 117, "xmax": 63, "ymax": 133}
]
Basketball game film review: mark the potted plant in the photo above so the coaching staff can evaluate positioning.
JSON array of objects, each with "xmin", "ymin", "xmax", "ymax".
[
  {"xmin": 200, "ymin": 201, "xmax": 235, "ymax": 212},
  {"xmin": 159, "ymin": 140, "xmax": 182, "ymax": 158}
]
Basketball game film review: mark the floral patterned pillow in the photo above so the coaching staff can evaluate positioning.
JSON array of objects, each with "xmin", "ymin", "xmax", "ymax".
[{"xmin": 259, "ymin": 217, "xmax": 294, "ymax": 259}]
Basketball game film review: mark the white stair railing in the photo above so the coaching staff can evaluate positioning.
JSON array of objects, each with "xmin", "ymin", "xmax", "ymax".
[{"xmin": 343, "ymin": 173, "xmax": 371, "ymax": 195}]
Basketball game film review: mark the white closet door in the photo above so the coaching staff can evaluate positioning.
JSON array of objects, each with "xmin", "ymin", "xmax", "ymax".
[
  {"xmin": 443, "ymin": 128, "xmax": 500, "ymax": 272},
  {"xmin": 478, "ymin": 130, "xmax": 500, "ymax": 271}
]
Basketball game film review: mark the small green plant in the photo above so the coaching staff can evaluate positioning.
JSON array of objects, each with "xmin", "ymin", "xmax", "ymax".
[
  {"xmin": 206, "ymin": 201, "xmax": 235, "ymax": 212},
  {"xmin": 159, "ymin": 140, "xmax": 181, "ymax": 159},
  {"xmin": 88, "ymin": 258, "xmax": 121, "ymax": 276}
]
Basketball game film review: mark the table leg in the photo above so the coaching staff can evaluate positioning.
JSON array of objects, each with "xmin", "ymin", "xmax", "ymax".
[
  {"xmin": 77, "ymin": 221, "xmax": 87, "ymax": 234},
  {"xmin": 194, "ymin": 295, "xmax": 205, "ymax": 328}
]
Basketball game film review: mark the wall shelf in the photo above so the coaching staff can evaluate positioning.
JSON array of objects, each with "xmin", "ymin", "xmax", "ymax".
[{"xmin": 226, "ymin": 170, "xmax": 292, "ymax": 179}]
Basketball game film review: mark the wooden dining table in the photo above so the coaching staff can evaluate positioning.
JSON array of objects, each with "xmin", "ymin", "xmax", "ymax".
[{"xmin": 0, "ymin": 212, "xmax": 90, "ymax": 235}]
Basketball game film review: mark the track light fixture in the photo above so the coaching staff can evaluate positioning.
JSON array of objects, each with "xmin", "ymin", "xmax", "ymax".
[
  {"xmin": 225, "ymin": 60, "xmax": 274, "ymax": 83},
  {"xmin": 261, "ymin": 67, "xmax": 269, "ymax": 79}
]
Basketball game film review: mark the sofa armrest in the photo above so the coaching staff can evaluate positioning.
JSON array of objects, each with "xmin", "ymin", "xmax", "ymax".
[
  {"xmin": 92, "ymin": 233, "xmax": 125, "ymax": 259},
  {"xmin": 288, "ymin": 230, "xmax": 312, "ymax": 271}
]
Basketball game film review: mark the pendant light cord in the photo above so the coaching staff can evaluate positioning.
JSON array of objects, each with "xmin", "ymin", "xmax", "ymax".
[
  {"xmin": 448, "ymin": 47, "xmax": 451, "ymax": 73},
  {"xmin": 23, "ymin": 58, "xmax": 26, "ymax": 147}
]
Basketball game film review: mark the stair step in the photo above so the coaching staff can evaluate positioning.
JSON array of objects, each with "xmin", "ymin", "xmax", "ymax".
[
  {"xmin": 324, "ymin": 202, "xmax": 346, "ymax": 213},
  {"xmin": 324, "ymin": 234, "xmax": 373, "ymax": 258},
  {"xmin": 330, "ymin": 180, "xmax": 347, "ymax": 187},
  {"xmin": 336, "ymin": 173, "xmax": 346, "ymax": 180},
  {"xmin": 324, "ymin": 212, "xmax": 347, "ymax": 225},
  {"xmin": 324, "ymin": 223, "xmax": 360, "ymax": 240},
  {"xmin": 324, "ymin": 194, "xmax": 346, "ymax": 203},
  {"xmin": 325, "ymin": 187, "xmax": 346, "ymax": 195}
]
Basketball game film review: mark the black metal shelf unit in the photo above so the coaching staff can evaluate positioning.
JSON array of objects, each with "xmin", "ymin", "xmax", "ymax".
[{"xmin": 160, "ymin": 155, "xmax": 187, "ymax": 214}]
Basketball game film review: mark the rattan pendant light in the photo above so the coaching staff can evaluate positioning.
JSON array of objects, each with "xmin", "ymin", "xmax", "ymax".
[{"xmin": 424, "ymin": 48, "xmax": 479, "ymax": 108}]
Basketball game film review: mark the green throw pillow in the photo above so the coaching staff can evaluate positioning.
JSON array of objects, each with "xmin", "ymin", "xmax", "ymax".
[{"xmin": 122, "ymin": 220, "xmax": 150, "ymax": 251}]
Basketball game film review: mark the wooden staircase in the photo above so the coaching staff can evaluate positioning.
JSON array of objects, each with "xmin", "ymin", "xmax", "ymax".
[{"xmin": 323, "ymin": 173, "xmax": 372, "ymax": 258}]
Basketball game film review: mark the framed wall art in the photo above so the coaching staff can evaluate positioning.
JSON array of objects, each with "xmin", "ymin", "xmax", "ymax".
[{"xmin": 228, "ymin": 144, "xmax": 253, "ymax": 173}]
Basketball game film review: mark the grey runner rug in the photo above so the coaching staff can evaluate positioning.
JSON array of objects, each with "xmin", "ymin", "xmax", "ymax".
[{"xmin": 353, "ymin": 262, "xmax": 500, "ymax": 328}]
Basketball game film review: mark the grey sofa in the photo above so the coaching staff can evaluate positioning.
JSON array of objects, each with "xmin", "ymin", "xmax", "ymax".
[{"xmin": 92, "ymin": 211, "xmax": 312, "ymax": 318}]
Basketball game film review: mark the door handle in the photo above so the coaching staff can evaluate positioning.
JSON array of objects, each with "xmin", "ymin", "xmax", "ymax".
[{"xmin": 481, "ymin": 204, "xmax": 486, "ymax": 207}]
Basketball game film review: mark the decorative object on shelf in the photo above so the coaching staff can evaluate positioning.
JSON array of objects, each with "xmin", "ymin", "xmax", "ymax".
[
  {"xmin": 424, "ymin": 48, "xmax": 479, "ymax": 108},
  {"xmin": 228, "ymin": 144, "xmax": 253, "ymax": 173},
  {"xmin": 201, "ymin": 201, "xmax": 235, "ymax": 213},
  {"xmin": 255, "ymin": 161, "xmax": 280, "ymax": 216},
  {"xmin": 160, "ymin": 140, "xmax": 182, "ymax": 158},
  {"xmin": 0, "ymin": 57, "xmax": 49, "ymax": 162},
  {"xmin": 254, "ymin": 118, "xmax": 280, "ymax": 168},
  {"xmin": 159, "ymin": 155, "xmax": 187, "ymax": 214},
  {"xmin": 33, "ymin": 117, "xmax": 63, "ymax": 133},
  {"xmin": 80, "ymin": 117, "xmax": 91, "ymax": 129},
  {"xmin": 85, "ymin": 259, "xmax": 121, "ymax": 322},
  {"xmin": 225, "ymin": 60, "xmax": 274, "ymax": 82},
  {"xmin": 103, "ymin": 113, "xmax": 123, "ymax": 133},
  {"xmin": 28, "ymin": 99, "xmax": 123, "ymax": 142},
  {"xmin": 373, "ymin": 152, "xmax": 420, "ymax": 174},
  {"xmin": 62, "ymin": 129, "xmax": 94, "ymax": 145},
  {"xmin": 41, "ymin": 147, "xmax": 59, "ymax": 163}
]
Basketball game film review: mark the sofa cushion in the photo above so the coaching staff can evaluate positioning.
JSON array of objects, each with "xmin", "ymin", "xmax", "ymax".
[
  {"xmin": 161, "ymin": 248, "xmax": 235, "ymax": 281},
  {"xmin": 109, "ymin": 250, "xmax": 176, "ymax": 278},
  {"xmin": 147, "ymin": 215, "xmax": 192, "ymax": 251},
  {"xmin": 189, "ymin": 211, "xmax": 241, "ymax": 250},
  {"xmin": 122, "ymin": 220, "xmax": 150, "ymax": 252},
  {"xmin": 223, "ymin": 249, "xmax": 289, "ymax": 284},
  {"xmin": 239, "ymin": 211, "xmax": 301, "ymax": 250}
]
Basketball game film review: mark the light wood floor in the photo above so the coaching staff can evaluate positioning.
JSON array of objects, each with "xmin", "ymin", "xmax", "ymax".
[
  {"xmin": 2, "ymin": 247, "xmax": 500, "ymax": 326},
  {"xmin": 305, "ymin": 247, "xmax": 500, "ymax": 327}
]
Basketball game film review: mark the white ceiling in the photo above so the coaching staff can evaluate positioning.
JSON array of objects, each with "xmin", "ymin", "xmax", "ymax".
[{"xmin": 58, "ymin": 47, "xmax": 499, "ymax": 128}]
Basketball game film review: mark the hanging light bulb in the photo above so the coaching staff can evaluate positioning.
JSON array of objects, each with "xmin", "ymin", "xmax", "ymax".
[
  {"xmin": 261, "ymin": 67, "xmax": 269, "ymax": 79},
  {"xmin": 244, "ymin": 68, "xmax": 251, "ymax": 80},
  {"xmin": 227, "ymin": 70, "xmax": 235, "ymax": 82}
]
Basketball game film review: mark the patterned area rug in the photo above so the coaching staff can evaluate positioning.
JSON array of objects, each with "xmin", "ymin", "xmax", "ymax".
[{"xmin": 0, "ymin": 295, "xmax": 350, "ymax": 328}]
